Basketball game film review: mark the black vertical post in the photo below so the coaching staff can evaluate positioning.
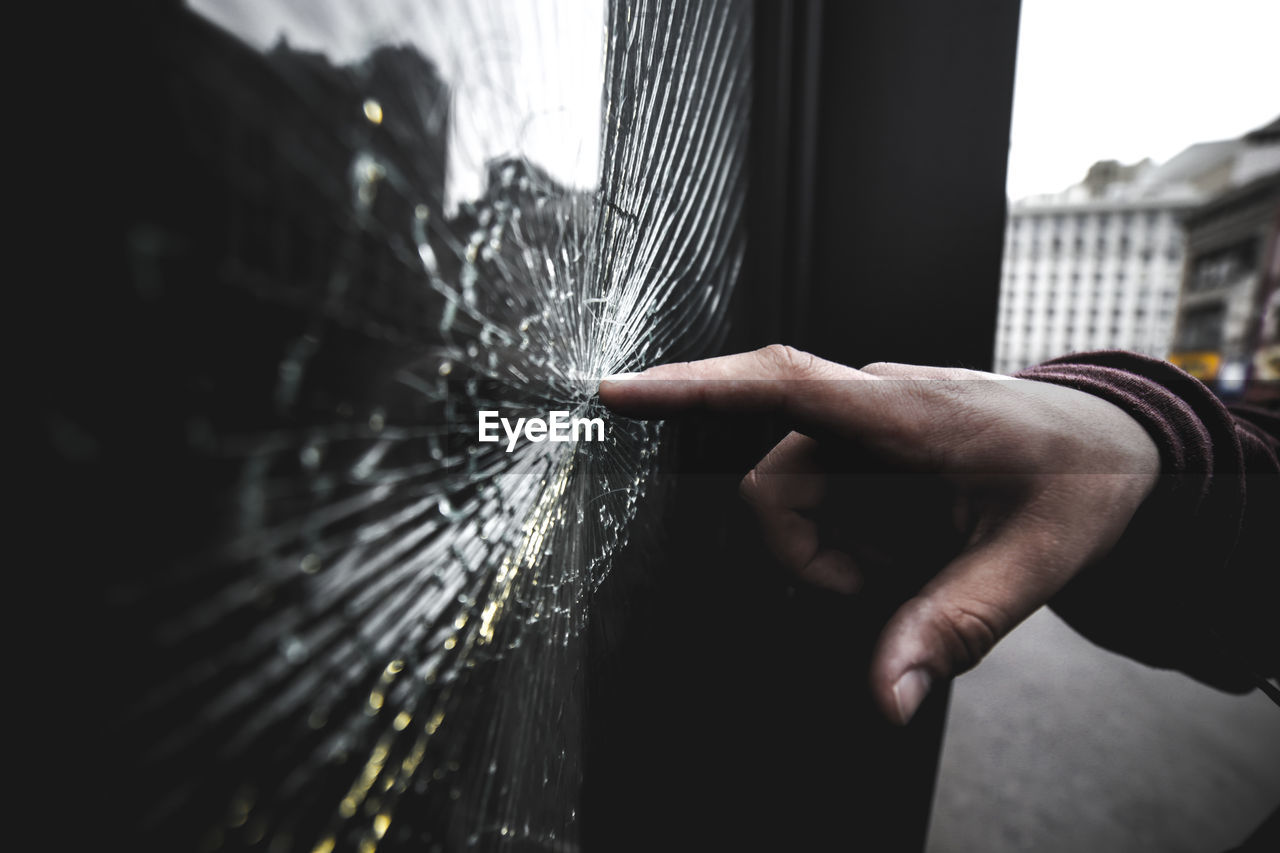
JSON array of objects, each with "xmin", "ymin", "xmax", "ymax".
[{"xmin": 800, "ymin": 0, "xmax": 1021, "ymax": 371}]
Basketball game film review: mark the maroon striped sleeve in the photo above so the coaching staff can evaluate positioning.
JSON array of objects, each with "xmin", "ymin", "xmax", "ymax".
[{"xmin": 1016, "ymin": 350, "xmax": 1278, "ymax": 692}]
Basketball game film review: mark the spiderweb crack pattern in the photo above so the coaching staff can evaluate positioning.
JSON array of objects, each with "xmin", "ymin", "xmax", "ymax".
[{"xmin": 101, "ymin": 1, "xmax": 750, "ymax": 850}]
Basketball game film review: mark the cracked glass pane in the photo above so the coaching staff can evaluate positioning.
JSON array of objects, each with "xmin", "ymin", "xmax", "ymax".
[{"xmin": 92, "ymin": 1, "xmax": 751, "ymax": 850}]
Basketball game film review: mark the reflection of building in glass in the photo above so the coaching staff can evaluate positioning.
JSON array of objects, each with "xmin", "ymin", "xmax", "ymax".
[
  {"xmin": 994, "ymin": 120, "xmax": 1280, "ymax": 376},
  {"xmin": 1168, "ymin": 117, "xmax": 1280, "ymax": 398},
  {"xmin": 173, "ymin": 13, "xmax": 454, "ymax": 344}
]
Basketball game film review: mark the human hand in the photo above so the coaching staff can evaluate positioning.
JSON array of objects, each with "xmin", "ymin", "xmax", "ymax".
[{"xmin": 599, "ymin": 345, "xmax": 1161, "ymax": 725}]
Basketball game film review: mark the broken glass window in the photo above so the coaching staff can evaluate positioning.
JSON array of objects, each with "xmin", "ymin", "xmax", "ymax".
[{"xmin": 89, "ymin": 1, "xmax": 750, "ymax": 850}]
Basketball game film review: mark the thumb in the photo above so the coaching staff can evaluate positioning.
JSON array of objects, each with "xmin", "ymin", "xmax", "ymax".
[{"xmin": 868, "ymin": 526, "xmax": 1065, "ymax": 726}]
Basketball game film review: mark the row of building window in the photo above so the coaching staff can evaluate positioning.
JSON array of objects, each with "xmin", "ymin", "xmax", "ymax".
[
  {"xmin": 1008, "ymin": 271, "xmax": 1141, "ymax": 284},
  {"xmin": 1008, "ymin": 209, "xmax": 1167, "ymax": 232},
  {"xmin": 1009, "ymin": 304, "xmax": 1165, "ymax": 316},
  {"xmin": 996, "ymin": 328, "xmax": 1169, "ymax": 350},
  {"xmin": 1004, "ymin": 281, "xmax": 1180, "ymax": 302},
  {"xmin": 1000, "ymin": 324, "xmax": 1146, "ymax": 337},
  {"xmin": 1005, "ymin": 282, "xmax": 1170, "ymax": 298},
  {"xmin": 1001, "ymin": 309, "xmax": 1173, "ymax": 326},
  {"xmin": 1005, "ymin": 239, "xmax": 1181, "ymax": 261}
]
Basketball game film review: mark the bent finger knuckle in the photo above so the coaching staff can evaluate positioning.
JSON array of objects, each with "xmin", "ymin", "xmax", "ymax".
[
  {"xmin": 757, "ymin": 344, "xmax": 816, "ymax": 377},
  {"xmin": 934, "ymin": 600, "xmax": 1005, "ymax": 673}
]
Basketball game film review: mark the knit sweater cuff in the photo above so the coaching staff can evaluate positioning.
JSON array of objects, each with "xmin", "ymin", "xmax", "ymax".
[
  {"xmin": 1016, "ymin": 349, "xmax": 1244, "ymax": 551},
  {"xmin": 1014, "ymin": 351, "xmax": 1253, "ymax": 689}
]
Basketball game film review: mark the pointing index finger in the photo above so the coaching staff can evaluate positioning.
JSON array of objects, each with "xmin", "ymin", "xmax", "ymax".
[{"xmin": 597, "ymin": 346, "xmax": 919, "ymax": 448}]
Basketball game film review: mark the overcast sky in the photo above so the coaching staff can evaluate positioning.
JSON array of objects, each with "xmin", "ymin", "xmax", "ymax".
[
  {"xmin": 193, "ymin": 0, "xmax": 1276, "ymax": 206},
  {"xmin": 1006, "ymin": 0, "xmax": 1280, "ymax": 200}
]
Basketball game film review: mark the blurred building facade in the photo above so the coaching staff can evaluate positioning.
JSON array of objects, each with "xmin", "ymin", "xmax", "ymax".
[
  {"xmin": 994, "ymin": 118, "xmax": 1280, "ymax": 377},
  {"xmin": 1167, "ymin": 117, "xmax": 1280, "ymax": 398}
]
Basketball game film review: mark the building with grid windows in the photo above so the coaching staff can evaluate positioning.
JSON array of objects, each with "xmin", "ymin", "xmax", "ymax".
[
  {"xmin": 993, "ymin": 132, "xmax": 1278, "ymax": 375},
  {"xmin": 995, "ymin": 195, "xmax": 1188, "ymax": 374}
]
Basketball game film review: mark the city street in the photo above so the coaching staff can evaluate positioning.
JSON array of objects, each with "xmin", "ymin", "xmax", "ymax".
[{"xmin": 929, "ymin": 608, "xmax": 1280, "ymax": 852}]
